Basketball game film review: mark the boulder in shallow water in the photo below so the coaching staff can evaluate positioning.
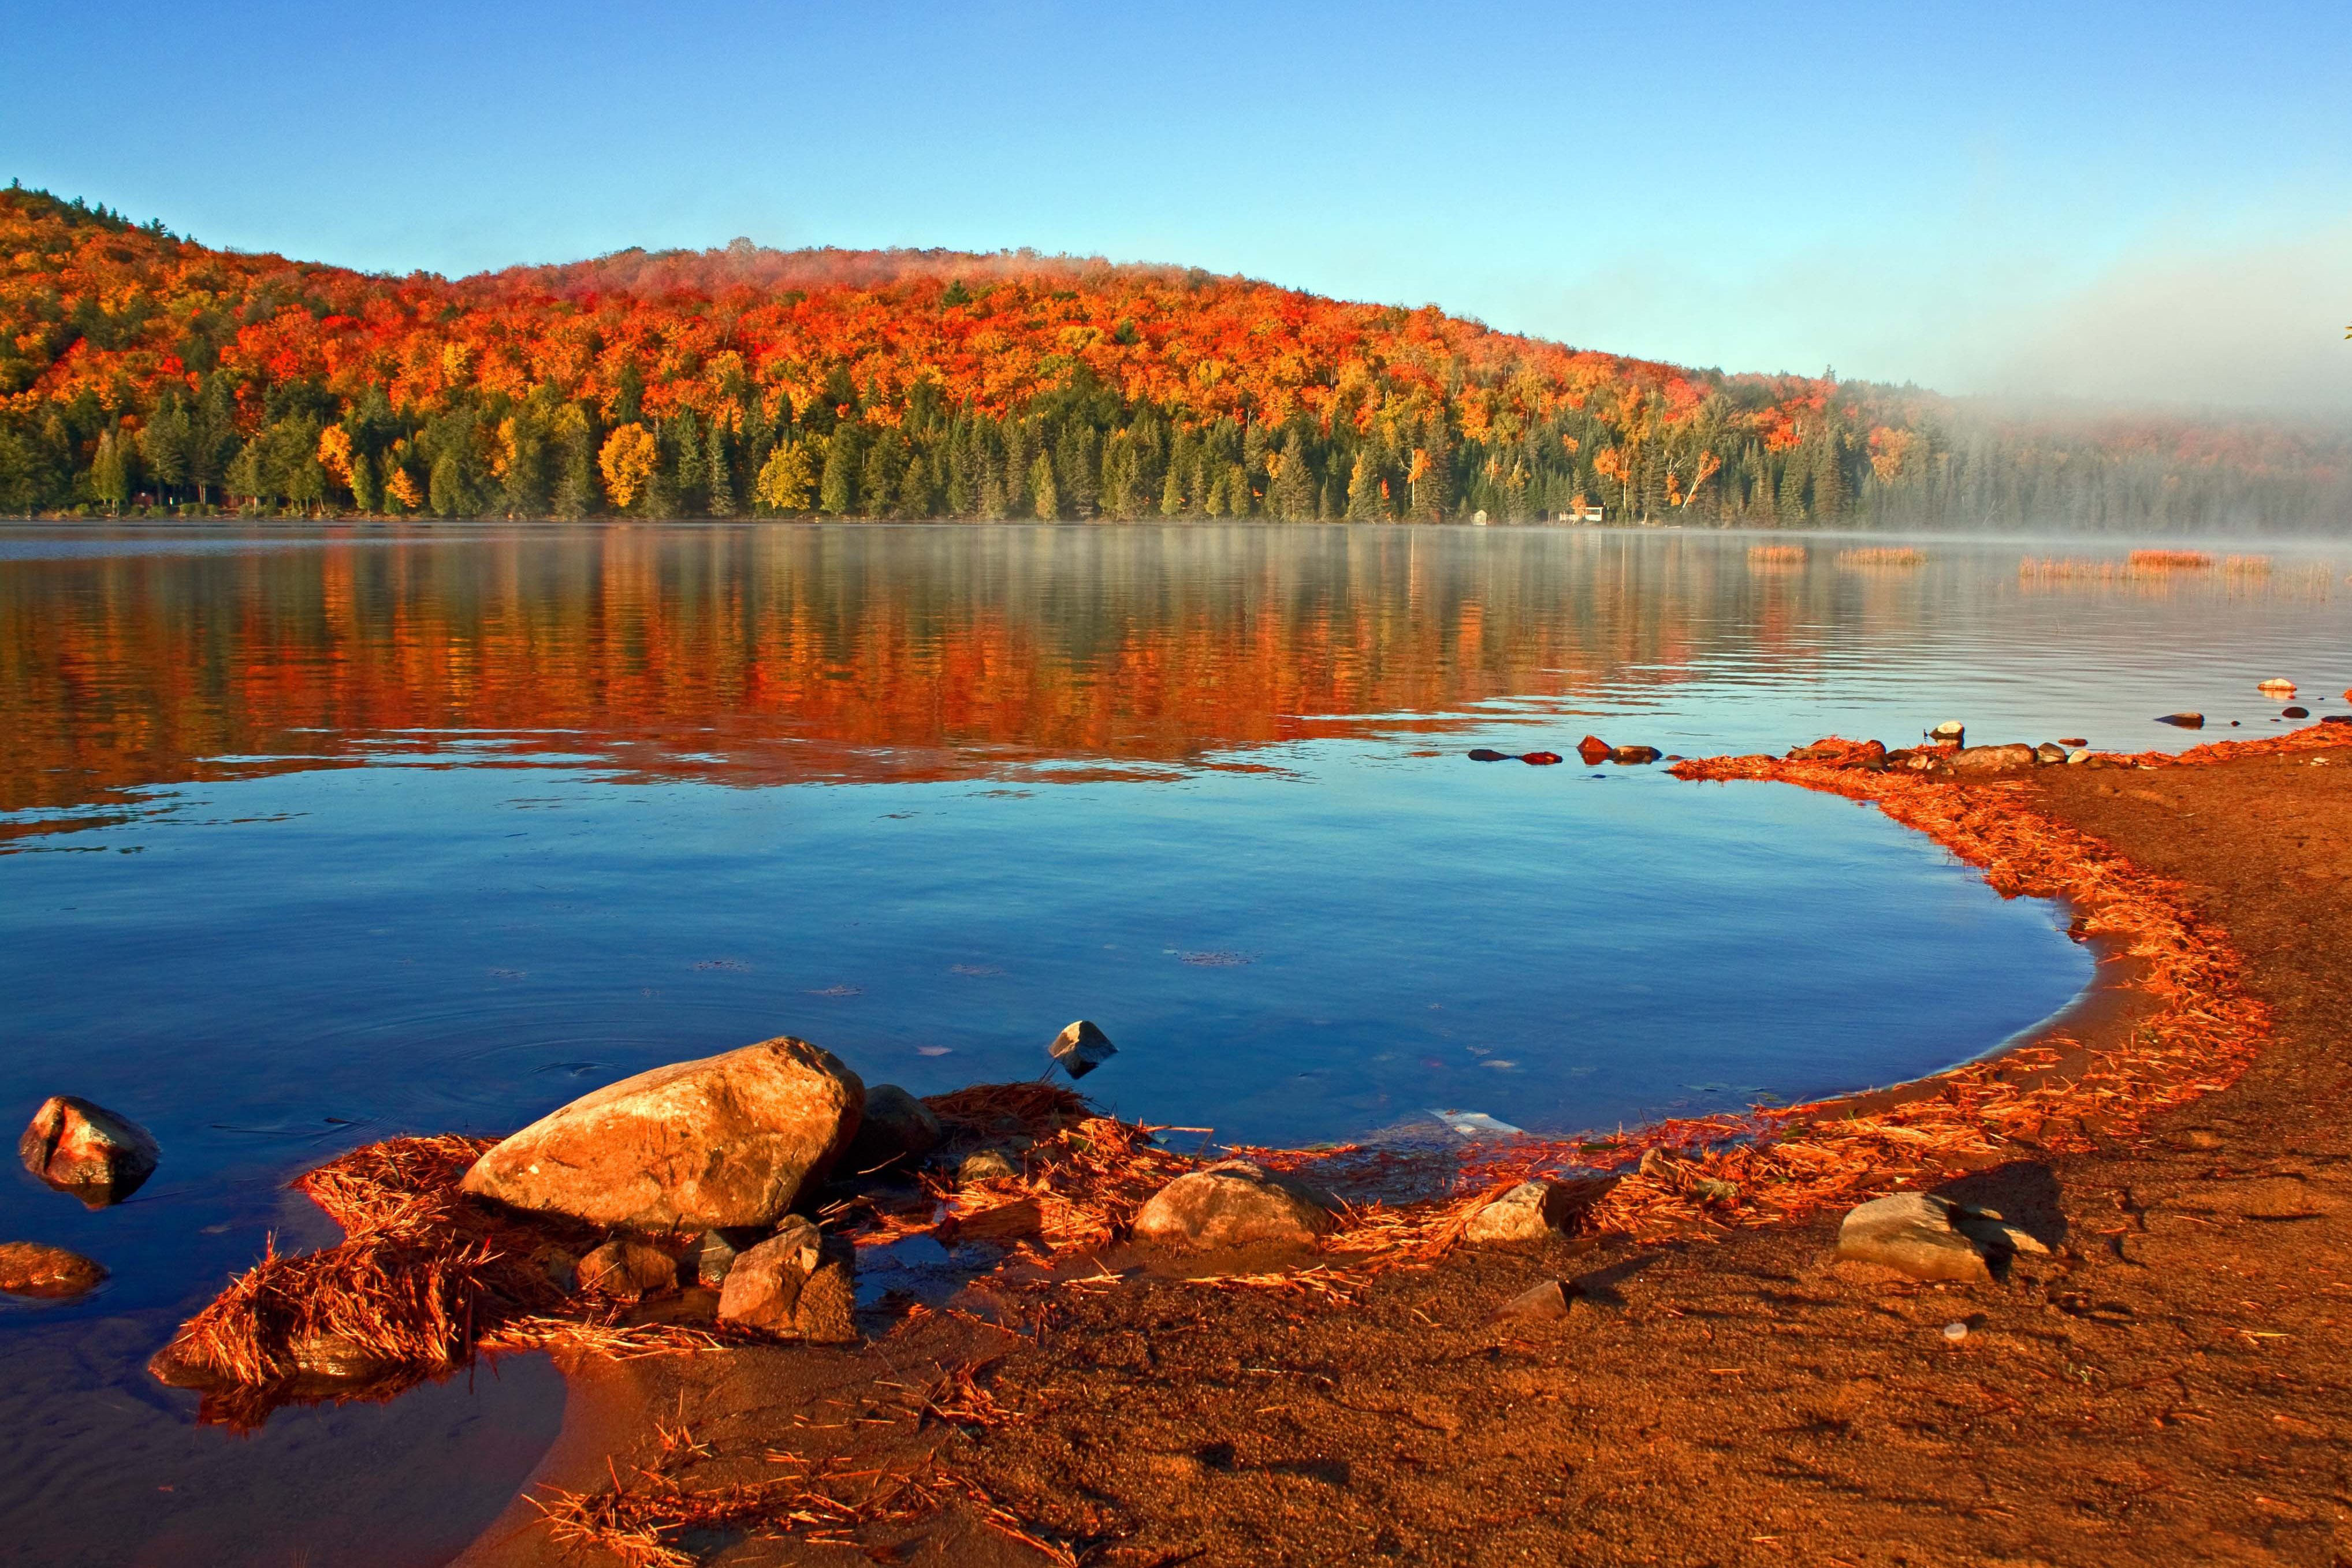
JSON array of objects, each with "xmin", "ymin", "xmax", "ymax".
[
  {"xmin": 19, "ymin": 1096, "xmax": 159, "ymax": 1205},
  {"xmin": 2035, "ymin": 742, "xmax": 2069, "ymax": 765},
  {"xmin": 2155, "ymin": 712, "xmax": 2205, "ymax": 729},
  {"xmin": 578, "ymin": 1238, "xmax": 679, "ymax": 1302},
  {"xmin": 1610, "ymin": 745, "xmax": 1662, "ymax": 765},
  {"xmin": 1930, "ymin": 721, "xmax": 1966, "ymax": 743},
  {"xmin": 1132, "ymin": 1160, "xmax": 1339, "ymax": 1251},
  {"xmin": 1575, "ymin": 735, "xmax": 1613, "ymax": 765},
  {"xmin": 716, "ymin": 1216, "xmax": 856, "ymax": 1342},
  {"xmin": 0, "ymin": 1241, "xmax": 107, "ymax": 1299},
  {"xmin": 1048, "ymin": 1020, "xmax": 1117, "ymax": 1081},
  {"xmin": 460, "ymin": 1036, "xmax": 864, "ymax": 1231},
  {"xmin": 1520, "ymin": 751, "xmax": 1564, "ymax": 765},
  {"xmin": 842, "ymin": 1085, "xmax": 943, "ymax": 1174},
  {"xmin": 1467, "ymin": 748, "xmax": 1509, "ymax": 762}
]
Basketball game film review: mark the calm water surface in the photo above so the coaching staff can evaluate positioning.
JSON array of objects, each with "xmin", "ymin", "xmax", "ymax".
[{"xmin": 2, "ymin": 520, "xmax": 2347, "ymax": 1562}]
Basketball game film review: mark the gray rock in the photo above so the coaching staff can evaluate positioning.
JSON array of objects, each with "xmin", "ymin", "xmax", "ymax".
[
  {"xmin": 18, "ymin": 1096, "xmax": 159, "ymax": 1205},
  {"xmin": 460, "ymin": 1036, "xmax": 864, "ymax": 1231},
  {"xmin": 1494, "ymin": 1280, "xmax": 1573, "ymax": 1323},
  {"xmin": 577, "ymin": 1238, "xmax": 679, "ymax": 1301},
  {"xmin": 842, "ymin": 1085, "xmax": 943, "ymax": 1174},
  {"xmin": 1462, "ymin": 1176, "xmax": 1619, "ymax": 1244},
  {"xmin": 1836, "ymin": 1192, "xmax": 1993, "ymax": 1284},
  {"xmin": 2155, "ymin": 712, "xmax": 2205, "ymax": 728},
  {"xmin": 1949, "ymin": 743, "xmax": 2040, "ymax": 776},
  {"xmin": 0, "ymin": 1241, "xmax": 107, "ymax": 1299},
  {"xmin": 1048, "ymin": 1019, "xmax": 1117, "ymax": 1080},
  {"xmin": 1132, "ymin": 1160, "xmax": 1339, "ymax": 1251},
  {"xmin": 684, "ymin": 1227, "xmax": 766, "ymax": 1287},
  {"xmin": 2035, "ymin": 742, "xmax": 2069, "ymax": 765},
  {"xmin": 716, "ymin": 1216, "xmax": 856, "ymax": 1342}
]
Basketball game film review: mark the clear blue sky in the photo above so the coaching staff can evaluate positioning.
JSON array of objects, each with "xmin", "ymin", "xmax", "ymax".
[{"xmin": 5, "ymin": 1, "xmax": 2347, "ymax": 411}]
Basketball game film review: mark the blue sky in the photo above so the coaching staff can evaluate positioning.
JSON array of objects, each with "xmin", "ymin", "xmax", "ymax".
[{"xmin": 5, "ymin": 1, "xmax": 2347, "ymax": 411}]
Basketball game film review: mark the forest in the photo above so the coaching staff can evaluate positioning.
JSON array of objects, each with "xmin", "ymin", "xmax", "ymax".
[{"xmin": 2, "ymin": 184, "xmax": 2346, "ymax": 531}]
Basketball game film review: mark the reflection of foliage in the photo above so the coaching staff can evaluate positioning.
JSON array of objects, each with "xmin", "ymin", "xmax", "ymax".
[{"xmin": 2, "ymin": 183, "xmax": 2347, "ymax": 528}]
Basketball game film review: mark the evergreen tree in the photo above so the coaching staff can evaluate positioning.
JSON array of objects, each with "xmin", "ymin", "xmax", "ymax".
[
  {"xmin": 706, "ymin": 422, "xmax": 735, "ymax": 516},
  {"xmin": 1029, "ymin": 450, "xmax": 1059, "ymax": 519},
  {"xmin": 551, "ymin": 405, "xmax": 595, "ymax": 518},
  {"xmin": 139, "ymin": 401, "xmax": 189, "ymax": 504},
  {"xmin": 1159, "ymin": 461, "xmax": 1185, "ymax": 517},
  {"xmin": 90, "ymin": 427, "xmax": 129, "ymax": 514},
  {"xmin": 1269, "ymin": 431, "xmax": 1315, "ymax": 520},
  {"xmin": 819, "ymin": 429, "xmax": 858, "ymax": 515}
]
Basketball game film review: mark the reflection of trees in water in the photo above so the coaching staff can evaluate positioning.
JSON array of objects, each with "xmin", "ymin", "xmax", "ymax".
[{"xmin": 5, "ymin": 526, "xmax": 1951, "ymax": 819}]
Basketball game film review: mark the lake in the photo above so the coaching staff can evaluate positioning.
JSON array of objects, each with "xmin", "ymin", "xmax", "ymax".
[{"xmin": 2, "ymin": 520, "xmax": 2347, "ymax": 1563}]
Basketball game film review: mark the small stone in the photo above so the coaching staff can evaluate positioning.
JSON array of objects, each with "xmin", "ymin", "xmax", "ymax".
[
  {"xmin": 716, "ymin": 1217, "xmax": 856, "ymax": 1342},
  {"xmin": 576, "ymin": 1238, "xmax": 679, "ymax": 1302},
  {"xmin": 2283, "ymin": 706, "xmax": 2309, "ymax": 719},
  {"xmin": 0, "ymin": 1241, "xmax": 107, "ymax": 1299},
  {"xmin": 1462, "ymin": 1176, "xmax": 1618, "ymax": 1244},
  {"xmin": 2035, "ymin": 742, "xmax": 2068, "ymax": 765},
  {"xmin": 684, "ymin": 1228, "xmax": 765, "ymax": 1287},
  {"xmin": 1131, "ymin": 1160, "xmax": 1339, "ymax": 1251},
  {"xmin": 1610, "ymin": 745, "xmax": 1662, "ymax": 765},
  {"xmin": 1941, "ymin": 1321, "xmax": 1969, "ymax": 1342},
  {"xmin": 1467, "ymin": 748, "xmax": 1509, "ymax": 762},
  {"xmin": 1048, "ymin": 1019, "xmax": 1117, "ymax": 1081},
  {"xmin": 2155, "ymin": 713, "xmax": 2205, "ymax": 728},
  {"xmin": 1575, "ymin": 735, "xmax": 1613, "ymax": 765},
  {"xmin": 18, "ymin": 1096, "xmax": 159, "ymax": 1206},
  {"xmin": 2257, "ymin": 678, "xmax": 2297, "ymax": 696},
  {"xmin": 1836, "ymin": 1192, "xmax": 1993, "ymax": 1284},
  {"xmin": 1949, "ymin": 743, "xmax": 2039, "ymax": 775},
  {"xmin": 2067, "ymin": 748, "xmax": 2092, "ymax": 765},
  {"xmin": 1929, "ymin": 721, "xmax": 1966, "ymax": 743},
  {"xmin": 842, "ymin": 1085, "xmax": 944, "ymax": 1174},
  {"xmin": 1520, "ymin": 751, "xmax": 1564, "ymax": 765},
  {"xmin": 958, "ymin": 1148, "xmax": 1020, "ymax": 1183},
  {"xmin": 2059, "ymin": 738, "xmax": 2088, "ymax": 748},
  {"xmin": 1494, "ymin": 1280, "xmax": 1573, "ymax": 1323}
]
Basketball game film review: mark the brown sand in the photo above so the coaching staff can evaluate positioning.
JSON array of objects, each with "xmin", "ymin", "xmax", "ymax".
[{"xmin": 456, "ymin": 738, "xmax": 2352, "ymax": 1567}]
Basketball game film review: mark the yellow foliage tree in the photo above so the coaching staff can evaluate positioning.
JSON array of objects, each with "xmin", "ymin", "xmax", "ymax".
[
  {"xmin": 753, "ymin": 440, "xmax": 815, "ymax": 513},
  {"xmin": 384, "ymin": 465, "xmax": 423, "ymax": 511},
  {"xmin": 599, "ymin": 423, "xmax": 658, "ymax": 512},
  {"xmin": 316, "ymin": 426, "xmax": 353, "ymax": 491}
]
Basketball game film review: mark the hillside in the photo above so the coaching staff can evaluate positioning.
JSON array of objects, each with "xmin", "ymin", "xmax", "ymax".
[{"xmin": 1, "ymin": 184, "xmax": 2343, "ymax": 528}]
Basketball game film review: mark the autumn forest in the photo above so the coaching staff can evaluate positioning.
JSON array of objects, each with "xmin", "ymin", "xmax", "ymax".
[{"xmin": 3, "ymin": 185, "xmax": 2345, "ymax": 532}]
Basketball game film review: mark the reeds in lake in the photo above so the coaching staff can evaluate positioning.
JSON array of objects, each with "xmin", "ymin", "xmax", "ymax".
[
  {"xmin": 1836, "ymin": 547, "xmax": 1925, "ymax": 567},
  {"xmin": 2128, "ymin": 549, "xmax": 2215, "ymax": 570},
  {"xmin": 1746, "ymin": 544, "xmax": 1808, "ymax": 566}
]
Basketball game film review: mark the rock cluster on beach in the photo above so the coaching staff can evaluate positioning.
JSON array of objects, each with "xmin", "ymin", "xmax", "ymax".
[{"xmin": 1835, "ymin": 1191, "xmax": 2050, "ymax": 1284}]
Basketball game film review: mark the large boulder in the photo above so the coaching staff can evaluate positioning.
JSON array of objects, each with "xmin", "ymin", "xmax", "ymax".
[
  {"xmin": 716, "ymin": 1216, "xmax": 857, "ymax": 1342},
  {"xmin": 1131, "ymin": 1160, "xmax": 1339, "ymax": 1251},
  {"xmin": 1836, "ymin": 1192, "xmax": 1997, "ymax": 1283},
  {"xmin": 461, "ymin": 1037, "xmax": 864, "ymax": 1231},
  {"xmin": 0, "ymin": 1241, "xmax": 107, "ymax": 1299},
  {"xmin": 1462, "ymin": 1176, "xmax": 1618, "ymax": 1245},
  {"xmin": 841, "ymin": 1085, "xmax": 943, "ymax": 1174},
  {"xmin": 19, "ymin": 1096, "xmax": 159, "ymax": 1205}
]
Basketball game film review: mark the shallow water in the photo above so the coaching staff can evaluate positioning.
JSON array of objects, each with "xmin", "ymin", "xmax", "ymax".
[{"xmin": 2, "ymin": 520, "xmax": 2347, "ymax": 1559}]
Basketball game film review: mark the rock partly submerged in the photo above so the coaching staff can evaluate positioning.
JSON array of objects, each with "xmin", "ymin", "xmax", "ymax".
[
  {"xmin": 460, "ymin": 1036, "xmax": 864, "ymax": 1231},
  {"xmin": 0, "ymin": 1241, "xmax": 107, "ymax": 1299},
  {"xmin": 1047, "ymin": 1019, "xmax": 1117, "ymax": 1081},
  {"xmin": 1132, "ymin": 1160, "xmax": 1339, "ymax": 1251},
  {"xmin": 18, "ymin": 1096, "xmax": 159, "ymax": 1206}
]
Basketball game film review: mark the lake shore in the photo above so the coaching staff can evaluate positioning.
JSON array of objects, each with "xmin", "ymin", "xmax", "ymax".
[{"xmin": 438, "ymin": 720, "xmax": 2352, "ymax": 1567}]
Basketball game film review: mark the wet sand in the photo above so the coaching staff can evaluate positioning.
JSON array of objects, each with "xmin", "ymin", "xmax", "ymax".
[{"xmin": 459, "ymin": 733, "xmax": 2352, "ymax": 1566}]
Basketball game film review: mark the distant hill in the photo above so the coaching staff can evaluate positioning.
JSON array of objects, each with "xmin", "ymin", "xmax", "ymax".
[{"xmin": 1, "ymin": 183, "xmax": 2344, "ymax": 529}]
